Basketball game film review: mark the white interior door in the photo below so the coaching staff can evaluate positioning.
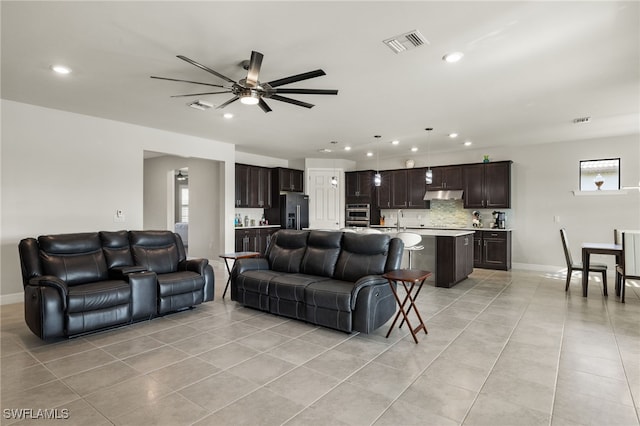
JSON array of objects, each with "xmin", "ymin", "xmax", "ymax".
[{"xmin": 307, "ymin": 168, "xmax": 343, "ymax": 230}]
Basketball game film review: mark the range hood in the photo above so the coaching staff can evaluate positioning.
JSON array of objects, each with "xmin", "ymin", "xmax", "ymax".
[{"xmin": 423, "ymin": 190, "xmax": 464, "ymax": 201}]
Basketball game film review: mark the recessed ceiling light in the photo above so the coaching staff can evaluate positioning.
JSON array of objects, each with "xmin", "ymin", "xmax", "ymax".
[
  {"xmin": 366, "ymin": 152, "xmax": 374, "ymax": 157},
  {"xmin": 391, "ymin": 140, "xmax": 400, "ymax": 145},
  {"xmin": 344, "ymin": 146, "xmax": 352, "ymax": 151},
  {"xmin": 411, "ymin": 147, "xmax": 418, "ymax": 152},
  {"xmin": 442, "ymin": 52, "xmax": 464, "ymax": 63},
  {"xmin": 51, "ymin": 65, "xmax": 72, "ymax": 74},
  {"xmin": 223, "ymin": 113, "xmax": 234, "ymax": 119},
  {"xmin": 448, "ymin": 133, "xmax": 458, "ymax": 138},
  {"xmin": 464, "ymin": 141, "xmax": 473, "ymax": 146}
]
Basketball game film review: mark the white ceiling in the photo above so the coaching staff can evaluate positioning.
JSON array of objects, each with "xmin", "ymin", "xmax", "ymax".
[{"xmin": 2, "ymin": 1, "xmax": 638, "ymax": 162}]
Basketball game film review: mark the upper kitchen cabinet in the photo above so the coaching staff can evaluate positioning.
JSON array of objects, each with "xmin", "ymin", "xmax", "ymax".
[
  {"xmin": 235, "ymin": 164, "xmax": 250, "ymax": 207},
  {"xmin": 375, "ymin": 169, "xmax": 427, "ymax": 209},
  {"xmin": 274, "ymin": 167, "xmax": 304, "ymax": 192},
  {"xmin": 345, "ymin": 171, "xmax": 374, "ymax": 204},
  {"xmin": 235, "ymin": 164, "xmax": 271, "ymax": 208},
  {"xmin": 463, "ymin": 161, "xmax": 512, "ymax": 209},
  {"xmin": 407, "ymin": 168, "xmax": 429, "ymax": 208},
  {"xmin": 426, "ymin": 166, "xmax": 463, "ymax": 190},
  {"xmin": 375, "ymin": 170, "xmax": 392, "ymax": 209},
  {"xmin": 249, "ymin": 166, "xmax": 271, "ymax": 208}
]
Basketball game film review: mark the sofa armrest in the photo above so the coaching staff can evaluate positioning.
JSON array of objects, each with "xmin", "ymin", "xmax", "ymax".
[
  {"xmin": 179, "ymin": 258, "xmax": 209, "ymax": 275},
  {"xmin": 231, "ymin": 258, "xmax": 269, "ymax": 278},
  {"xmin": 350, "ymin": 275, "xmax": 388, "ymax": 310},
  {"xmin": 109, "ymin": 266, "xmax": 147, "ymax": 280},
  {"xmin": 28, "ymin": 276, "xmax": 69, "ymax": 310}
]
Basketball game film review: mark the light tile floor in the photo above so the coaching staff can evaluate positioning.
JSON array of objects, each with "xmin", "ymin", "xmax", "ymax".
[{"xmin": 1, "ymin": 266, "xmax": 639, "ymax": 426}]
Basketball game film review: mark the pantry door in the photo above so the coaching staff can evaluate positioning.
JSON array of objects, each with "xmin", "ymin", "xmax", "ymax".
[{"xmin": 306, "ymin": 168, "xmax": 343, "ymax": 230}]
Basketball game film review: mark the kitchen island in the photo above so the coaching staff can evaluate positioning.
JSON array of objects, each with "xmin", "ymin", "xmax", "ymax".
[{"xmin": 372, "ymin": 228, "xmax": 475, "ymax": 288}]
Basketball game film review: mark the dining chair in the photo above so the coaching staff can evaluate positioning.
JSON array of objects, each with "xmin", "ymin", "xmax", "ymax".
[
  {"xmin": 560, "ymin": 228, "xmax": 608, "ymax": 295},
  {"xmin": 396, "ymin": 232, "xmax": 424, "ymax": 269},
  {"xmin": 616, "ymin": 231, "xmax": 640, "ymax": 303}
]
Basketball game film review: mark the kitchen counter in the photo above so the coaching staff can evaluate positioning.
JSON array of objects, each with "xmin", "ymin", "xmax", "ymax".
[
  {"xmin": 234, "ymin": 225, "xmax": 281, "ymax": 230},
  {"xmin": 372, "ymin": 228, "xmax": 474, "ymax": 238},
  {"xmin": 370, "ymin": 225, "xmax": 512, "ymax": 232}
]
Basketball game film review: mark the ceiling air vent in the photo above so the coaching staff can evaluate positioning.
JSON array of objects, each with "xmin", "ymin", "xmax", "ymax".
[
  {"xmin": 188, "ymin": 100, "xmax": 213, "ymax": 111},
  {"xmin": 383, "ymin": 30, "xmax": 429, "ymax": 54},
  {"xmin": 573, "ymin": 116, "xmax": 591, "ymax": 124}
]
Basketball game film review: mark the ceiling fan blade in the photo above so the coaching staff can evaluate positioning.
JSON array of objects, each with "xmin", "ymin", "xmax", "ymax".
[
  {"xmin": 270, "ymin": 94, "xmax": 314, "ymax": 109},
  {"xmin": 273, "ymin": 88, "xmax": 338, "ymax": 95},
  {"xmin": 170, "ymin": 91, "xmax": 233, "ymax": 98},
  {"xmin": 216, "ymin": 96, "xmax": 240, "ymax": 109},
  {"xmin": 245, "ymin": 51, "xmax": 263, "ymax": 88},
  {"xmin": 150, "ymin": 76, "xmax": 226, "ymax": 88},
  {"xmin": 177, "ymin": 55, "xmax": 237, "ymax": 84},
  {"xmin": 267, "ymin": 69, "xmax": 326, "ymax": 88},
  {"xmin": 258, "ymin": 98, "xmax": 272, "ymax": 113}
]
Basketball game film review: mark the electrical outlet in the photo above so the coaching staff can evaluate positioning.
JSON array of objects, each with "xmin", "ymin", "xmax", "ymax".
[{"xmin": 554, "ymin": 215, "xmax": 560, "ymax": 223}]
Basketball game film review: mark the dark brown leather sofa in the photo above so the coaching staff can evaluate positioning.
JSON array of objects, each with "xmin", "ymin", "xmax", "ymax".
[
  {"xmin": 18, "ymin": 230, "xmax": 214, "ymax": 339},
  {"xmin": 231, "ymin": 230, "xmax": 403, "ymax": 334}
]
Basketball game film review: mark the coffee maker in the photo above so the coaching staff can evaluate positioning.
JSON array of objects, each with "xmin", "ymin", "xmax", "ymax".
[{"xmin": 492, "ymin": 211, "xmax": 506, "ymax": 229}]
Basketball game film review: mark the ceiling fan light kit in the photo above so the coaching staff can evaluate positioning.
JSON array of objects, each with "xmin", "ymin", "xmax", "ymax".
[{"xmin": 152, "ymin": 51, "xmax": 338, "ymax": 113}]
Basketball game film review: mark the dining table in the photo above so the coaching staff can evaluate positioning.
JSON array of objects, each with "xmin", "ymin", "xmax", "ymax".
[{"xmin": 581, "ymin": 242, "xmax": 622, "ymax": 297}]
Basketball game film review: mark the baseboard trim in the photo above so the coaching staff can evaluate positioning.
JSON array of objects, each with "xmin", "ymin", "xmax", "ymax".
[{"xmin": 0, "ymin": 292, "xmax": 23, "ymax": 306}]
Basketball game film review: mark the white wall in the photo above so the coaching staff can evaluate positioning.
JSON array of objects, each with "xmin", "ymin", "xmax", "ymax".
[
  {"xmin": 357, "ymin": 134, "xmax": 640, "ymax": 270},
  {"xmin": 143, "ymin": 156, "xmax": 223, "ymax": 261},
  {"xmin": 1, "ymin": 100, "xmax": 236, "ymax": 301}
]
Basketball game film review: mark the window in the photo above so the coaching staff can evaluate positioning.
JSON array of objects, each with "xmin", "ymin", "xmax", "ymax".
[
  {"xmin": 179, "ymin": 185, "xmax": 189, "ymax": 222},
  {"xmin": 579, "ymin": 158, "xmax": 620, "ymax": 191}
]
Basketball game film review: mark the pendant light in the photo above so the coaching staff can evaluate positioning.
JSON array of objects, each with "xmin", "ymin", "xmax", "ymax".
[
  {"xmin": 425, "ymin": 128, "xmax": 433, "ymax": 184},
  {"xmin": 176, "ymin": 170, "xmax": 187, "ymax": 181},
  {"xmin": 374, "ymin": 135, "xmax": 382, "ymax": 187},
  {"xmin": 330, "ymin": 141, "xmax": 338, "ymax": 188}
]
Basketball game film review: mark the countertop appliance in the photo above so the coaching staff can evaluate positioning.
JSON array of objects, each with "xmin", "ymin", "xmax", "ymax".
[
  {"xmin": 346, "ymin": 203, "xmax": 370, "ymax": 227},
  {"xmin": 492, "ymin": 211, "xmax": 506, "ymax": 229},
  {"xmin": 265, "ymin": 192, "xmax": 309, "ymax": 229}
]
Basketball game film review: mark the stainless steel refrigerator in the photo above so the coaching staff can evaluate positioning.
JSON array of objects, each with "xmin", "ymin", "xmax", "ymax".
[{"xmin": 279, "ymin": 193, "xmax": 309, "ymax": 230}]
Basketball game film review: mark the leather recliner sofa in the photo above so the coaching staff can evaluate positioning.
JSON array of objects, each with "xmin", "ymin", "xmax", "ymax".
[
  {"xmin": 18, "ymin": 230, "xmax": 214, "ymax": 340},
  {"xmin": 231, "ymin": 230, "xmax": 403, "ymax": 333}
]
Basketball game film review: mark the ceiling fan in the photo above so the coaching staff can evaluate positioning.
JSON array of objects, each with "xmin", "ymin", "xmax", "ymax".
[{"xmin": 151, "ymin": 51, "xmax": 338, "ymax": 112}]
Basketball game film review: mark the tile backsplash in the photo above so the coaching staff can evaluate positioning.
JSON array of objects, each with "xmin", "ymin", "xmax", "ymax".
[{"xmin": 381, "ymin": 200, "xmax": 510, "ymax": 229}]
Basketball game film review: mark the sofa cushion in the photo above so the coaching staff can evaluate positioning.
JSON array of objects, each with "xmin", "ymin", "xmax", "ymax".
[
  {"xmin": 300, "ymin": 231, "xmax": 342, "ymax": 277},
  {"xmin": 333, "ymin": 233, "xmax": 391, "ymax": 282},
  {"xmin": 100, "ymin": 230, "xmax": 134, "ymax": 268},
  {"xmin": 157, "ymin": 271, "xmax": 204, "ymax": 296},
  {"xmin": 67, "ymin": 280, "xmax": 131, "ymax": 313},
  {"xmin": 38, "ymin": 233, "xmax": 109, "ymax": 286},
  {"xmin": 130, "ymin": 231, "xmax": 180, "ymax": 274},
  {"xmin": 305, "ymin": 279, "xmax": 356, "ymax": 332},
  {"xmin": 270, "ymin": 273, "xmax": 330, "ymax": 302},
  {"xmin": 267, "ymin": 230, "xmax": 309, "ymax": 273}
]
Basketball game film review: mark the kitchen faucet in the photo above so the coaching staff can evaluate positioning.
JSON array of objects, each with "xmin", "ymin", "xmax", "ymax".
[{"xmin": 396, "ymin": 209, "xmax": 403, "ymax": 231}]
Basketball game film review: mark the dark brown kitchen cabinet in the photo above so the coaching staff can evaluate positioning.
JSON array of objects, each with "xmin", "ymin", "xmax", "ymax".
[
  {"xmin": 407, "ymin": 168, "xmax": 429, "ymax": 208},
  {"xmin": 376, "ymin": 169, "xmax": 428, "ymax": 209},
  {"xmin": 345, "ymin": 171, "xmax": 374, "ymax": 204},
  {"xmin": 375, "ymin": 171, "xmax": 392, "ymax": 208},
  {"xmin": 473, "ymin": 230, "xmax": 512, "ymax": 270},
  {"xmin": 463, "ymin": 161, "xmax": 511, "ymax": 209},
  {"xmin": 235, "ymin": 164, "xmax": 250, "ymax": 207},
  {"xmin": 390, "ymin": 170, "xmax": 408, "ymax": 208},
  {"xmin": 249, "ymin": 166, "xmax": 271, "ymax": 208},
  {"xmin": 275, "ymin": 167, "xmax": 304, "ymax": 192},
  {"xmin": 235, "ymin": 228, "xmax": 278, "ymax": 255},
  {"xmin": 427, "ymin": 166, "xmax": 463, "ymax": 190},
  {"xmin": 436, "ymin": 234, "xmax": 474, "ymax": 287},
  {"xmin": 236, "ymin": 164, "xmax": 271, "ymax": 208}
]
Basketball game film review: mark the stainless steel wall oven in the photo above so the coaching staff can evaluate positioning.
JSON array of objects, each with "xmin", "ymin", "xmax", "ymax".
[{"xmin": 345, "ymin": 204, "xmax": 370, "ymax": 227}]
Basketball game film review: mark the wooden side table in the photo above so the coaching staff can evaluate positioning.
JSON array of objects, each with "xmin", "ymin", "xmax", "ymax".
[
  {"xmin": 219, "ymin": 252, "xmax": 261, "ymax": 299},
  {"xmin": 383, "ymin": 269, "xmax": 432, "ymax": 344}
]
